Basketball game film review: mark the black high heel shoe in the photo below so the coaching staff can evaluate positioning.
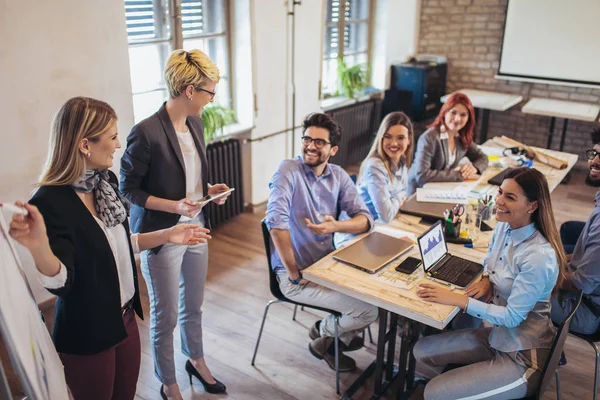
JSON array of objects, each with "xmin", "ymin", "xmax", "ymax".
[
  {"xmin": 185, "ymin": 360, "xmax": 226, "ymax": 394},
  {"xmin": 160, "ymin": 384, "xmax": 167, "ymax": 400}
]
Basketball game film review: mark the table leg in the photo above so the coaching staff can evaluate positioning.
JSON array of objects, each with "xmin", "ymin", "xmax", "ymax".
[
  {"xmin": 373, "ymin": 308, "xmax": 389, "ymax": 396},
  {"xmin": 386, "ymin": 314, "xmax": 399, "ymax": 383},
  {"xmin": 546, "ymin": 116, "xmax": 556, "ymax": 149},
  {"xmin": 559, "ymin": 119, "xmax": 569, "ymax": 152}
]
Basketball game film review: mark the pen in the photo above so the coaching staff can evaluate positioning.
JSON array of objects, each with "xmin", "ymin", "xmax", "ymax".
[{"xmin": 0, "ymin": 203, "xmax": 29, "ymax": 216}]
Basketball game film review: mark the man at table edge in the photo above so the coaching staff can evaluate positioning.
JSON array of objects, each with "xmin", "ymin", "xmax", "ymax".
[
  {"xmin": 551, "ymin": 128, "xmax": 600, "ymax": 335},
  {"xmin": 265, "ymin": 112, "xmax": 378, "ymax": 372}
]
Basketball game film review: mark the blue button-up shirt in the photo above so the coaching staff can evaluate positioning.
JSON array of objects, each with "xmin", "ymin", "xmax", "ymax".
[
  {"xmin": 358, "ymin": 157, "xmax": 409, "ymax": 224},
  {"xmin": 570, "ymin": 191, "xmax": 600, "ymax": 306},
  {"xmin": 467, "ymin": 222, "xmax": 559, "ymax": 352},
  {"xmin": 266, "ymin": 156, "xmax": 373, "ymax": 271}
]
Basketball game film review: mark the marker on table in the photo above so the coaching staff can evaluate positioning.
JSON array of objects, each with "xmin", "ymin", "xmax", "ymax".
[
  {"xmin": 0, "ymin": 203, "xmax": 29, "ymax": 216},
  {"xmin": 464, "ymin": 242, "xmax": 488, "ymax": 248}
]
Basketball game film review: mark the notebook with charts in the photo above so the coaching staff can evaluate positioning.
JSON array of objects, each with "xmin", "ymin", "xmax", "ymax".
[
  {"xmin": 333, "ymin": 231, "xmax": 413, "ymax": 274},
  {"xmin": 417, "ymin": 221, "xmax": 483, "ymax": 288}
]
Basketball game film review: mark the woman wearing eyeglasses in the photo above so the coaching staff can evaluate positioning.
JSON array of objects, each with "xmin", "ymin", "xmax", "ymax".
[{"xmin": 120, "ymin": 49, "xmax": 230, "ymax": 400}]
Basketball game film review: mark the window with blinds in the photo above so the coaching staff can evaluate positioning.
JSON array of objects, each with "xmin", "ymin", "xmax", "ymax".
[
  {"xmin": 322, "ymin": 0, "xmax": 371, "ymax": 97},
  {"xmin": 124, "ymin": 0, "xmax": 230, "ymax": 123}
]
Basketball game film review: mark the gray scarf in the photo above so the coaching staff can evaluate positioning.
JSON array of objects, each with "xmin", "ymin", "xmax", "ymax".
[{"xmin": 71, "ymin": 170, "xmax": 129, "ymax": 228}]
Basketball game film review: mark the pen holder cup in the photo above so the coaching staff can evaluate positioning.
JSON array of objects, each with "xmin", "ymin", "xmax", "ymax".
[
  {"xmin": 444, "ymin": 219, "xmax": 462, "ymax": 239},
  {"xmin": 477, "ymin": 205, "xmax": 492, "ymax": 222}
]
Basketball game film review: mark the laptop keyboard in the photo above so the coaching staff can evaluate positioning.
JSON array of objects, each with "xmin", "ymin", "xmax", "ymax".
[{"xmin": 432, "ymin": 257, "xmax": 474, "ymax": 284}]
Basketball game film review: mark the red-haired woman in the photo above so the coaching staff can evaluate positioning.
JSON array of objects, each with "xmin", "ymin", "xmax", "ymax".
[{"xmin": 408, "ymin": 93, "xmax": 488, "ymax": 193}]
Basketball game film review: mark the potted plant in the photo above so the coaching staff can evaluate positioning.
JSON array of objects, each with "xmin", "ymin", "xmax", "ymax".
[
  {"xmin": 337, "ymin": 58, "xmax": 367, "ymax": 99},
  {"xmin": 201, "ymin": 104, "xmax": 237, "ymax": 143}
]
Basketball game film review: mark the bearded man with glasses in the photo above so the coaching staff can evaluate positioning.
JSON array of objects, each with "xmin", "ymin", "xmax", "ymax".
[
  {"xmin": 265, "ymin": 113, "xmax": 377, "ymax": 371},
  {"xmin": 550, "ymin": 128, "xmax": 600, "ymax": 334}
]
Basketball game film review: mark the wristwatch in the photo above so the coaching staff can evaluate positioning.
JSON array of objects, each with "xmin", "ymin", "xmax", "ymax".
[
  {"xmin": 482, "ymin": 271, "xmax": 490, "ymax": 278},
  {"xmin": 289, "ymin": 272, "xmax": 303, "ymax": 285}
]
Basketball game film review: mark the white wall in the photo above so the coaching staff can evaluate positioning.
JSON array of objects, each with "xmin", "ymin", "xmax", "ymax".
[
  {"xmin": 249, "ymin": 0, "xmax": 325, "ymax": 205},
  {"xmin": 0, "ymin": 0, "xmax": 135, "ymax": 303},
  {"xmin": 372, "ymin": 0, "xmax": 421, "ymax": 90}
]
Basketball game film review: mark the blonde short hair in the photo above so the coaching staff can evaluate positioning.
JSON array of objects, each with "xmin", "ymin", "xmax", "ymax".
[
  {"xmin": 164, "ymin": 49, "xmax": 221, "ymax": 98},
  {"xmin": 38, "ymin": 97, "xmax": 117, "ymax": 186}
]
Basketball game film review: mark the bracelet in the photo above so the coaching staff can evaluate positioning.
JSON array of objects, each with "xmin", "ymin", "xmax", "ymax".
[{"xmin": 288, "ymin": 271, "xmax": 303, "ymax": 285}]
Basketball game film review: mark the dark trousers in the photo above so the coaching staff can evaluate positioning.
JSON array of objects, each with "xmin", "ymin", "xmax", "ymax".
[
  {"xmin": 560, "ymin": 220, "xmax": 586, "ymax": 254},
  {"xmin": 59, "ymin": 311, "xmax": 141, "ymax": 400}
]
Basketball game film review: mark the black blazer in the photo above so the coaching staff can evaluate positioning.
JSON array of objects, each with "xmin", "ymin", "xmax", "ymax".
[
  {"xmin": 29, "ymin": 172, "xmax": 143, "ymax": 356},
  {"xmin": 120, "ymin": 103, "xmax": 209, "ymax": 248}
]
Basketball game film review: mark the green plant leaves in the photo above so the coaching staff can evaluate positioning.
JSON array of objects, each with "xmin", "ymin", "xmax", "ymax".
[
  {"xmin": 337, "ymin": 58, "xmax": 367, "ymax": 99},
  {"xmin": 201, "ymin": 105, "xmax": 237, "ymax": 143}
]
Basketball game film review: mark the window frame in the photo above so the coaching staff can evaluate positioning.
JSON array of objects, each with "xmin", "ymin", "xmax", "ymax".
[
  {"xmin": 125, "ymin": 0, "xmax": 233, "ymax": 121},
  {"xmin": 320, "ymin": 0, "xmax": 375, "ymax": 99}
]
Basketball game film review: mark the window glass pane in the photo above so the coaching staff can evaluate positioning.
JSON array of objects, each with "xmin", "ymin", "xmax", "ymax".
[
  {"xmin": 343, "ymin": 52, "xmax": 368, "ymax": 67},
  {"xmin": 182, "ymin": 0, "xmax": 225, "ymax": 37},
  {"xmin": 323, "ymin": 25, "xmax": 340, "ymax": 59},
  {"xmin": 321, "ymin": 58, "xmax": 339, "ymax": 96},
  {"xmin": 128, "ymin": 42, "xmax": 172, "ymax": 94},
  {"xmin": 183, "ymin": 37, "xmax": 230, "ymax": 109},
  {"xmin": 326, "ymin": 0, "xmax": 342, "ymax": 23},
  {"xmin": 344, "ymin": 22, "xmax": 368, "ymax": 55},
  {"xmin": 133, "ymin": 90, "xmax": 169, "ymax": 123},
  {"xmin": 125, "ymin": 0, "xmax": 171, "ymax": 43},
  {"xmin": 345, "ymin": 0, "xmax": 369, "ymax": 21}
]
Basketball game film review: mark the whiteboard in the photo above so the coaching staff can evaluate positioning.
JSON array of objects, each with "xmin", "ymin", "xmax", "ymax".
[
  {"xmin": 498, "ymin": 0, "xmax": 600, "ymax": 87},
  {"xmin": 0, "ymin": 212, "xmax": 70, "ymax": 399}
]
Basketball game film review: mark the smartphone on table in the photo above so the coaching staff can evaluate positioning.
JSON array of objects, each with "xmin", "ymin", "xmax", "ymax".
[{"xmin": 395, "ymin": 256, "xmax": 421, "ymax": 274}]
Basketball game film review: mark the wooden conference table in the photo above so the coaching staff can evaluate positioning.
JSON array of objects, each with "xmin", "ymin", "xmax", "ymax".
[{"xmin": 303, "ymin": 143, "xmax": 578, "ymax": 399}]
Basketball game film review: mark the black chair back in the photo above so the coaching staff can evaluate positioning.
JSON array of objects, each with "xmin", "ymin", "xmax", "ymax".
[
  {"xmin": 260, "ymin": 219, "xmax": 342, "ymax": 316},
  {"xmin": 261, "ymin": 219, "xmax": 286, "ymax": 300},
  {"xmin": 534, "ymin": 289, "xmax": 583, "ymax": 399}
]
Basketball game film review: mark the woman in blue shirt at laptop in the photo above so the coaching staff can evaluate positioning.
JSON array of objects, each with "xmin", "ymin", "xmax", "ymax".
[{"xmin": 412, "ymin": 167, "xmax": 567, "ymax": 400}]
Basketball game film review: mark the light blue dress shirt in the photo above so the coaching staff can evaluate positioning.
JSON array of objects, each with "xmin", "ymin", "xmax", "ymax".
[
  {"xmin": 467, "ymin": 222, "xmax": 559, "ymax": 352},
  {"xmin": 265, "ymin": 156, "xmax": 373, "ymax": 272},
  {"xmin": 358, "ymin": 157, "xmax": 409, "ymax": 223}
]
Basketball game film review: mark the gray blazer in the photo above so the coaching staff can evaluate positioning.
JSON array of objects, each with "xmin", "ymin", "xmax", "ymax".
[
  {"xmin": 408, "ymin": 127, "xmax": 488, "ymax": 194},
  {"xmin": 120, "ymin": 103, "xmax": 209, "ymax": 246}
]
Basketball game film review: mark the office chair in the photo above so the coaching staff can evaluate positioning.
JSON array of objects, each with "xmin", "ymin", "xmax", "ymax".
[
  {"xmin": 251, "ymin": 220, "xmax": 343, "ymax": 394},
  {"xmin": 562, "ymin": 300, "xmax": 600, "ymax": 400},
  {"xmin": 520, "ymin": 289, "xmax": 583, "ymax": 400}
]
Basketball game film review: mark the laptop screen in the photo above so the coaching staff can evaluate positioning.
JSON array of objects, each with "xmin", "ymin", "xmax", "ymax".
[{"xmin": 417, "ymin": 221, "xmax": 448, "ymax": 271}]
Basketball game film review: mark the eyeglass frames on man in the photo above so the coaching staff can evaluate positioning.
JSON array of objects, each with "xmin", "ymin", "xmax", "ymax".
[
  {"xmin": 585, "ymin": 148, "xmax": 599, "ymax": 160},
  {"xmin": 301, "ymin": 136, "xmax": 331, "ymax": 149}
]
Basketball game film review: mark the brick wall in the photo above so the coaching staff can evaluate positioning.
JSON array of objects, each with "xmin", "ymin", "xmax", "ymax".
[{"xmin": 417, "ymin": 0, "xmax": 600, "ymax": 159}]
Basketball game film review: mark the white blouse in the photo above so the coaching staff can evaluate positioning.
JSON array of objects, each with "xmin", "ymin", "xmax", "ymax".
[{"xmin": 176, "ymin": 129, "xmax": 204, "ymax": 222}]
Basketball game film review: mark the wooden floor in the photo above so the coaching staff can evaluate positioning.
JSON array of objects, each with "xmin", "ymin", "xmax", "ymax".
[{"xmin": 2, "ymin": 165, "xmax": 599, "ymax": 399}]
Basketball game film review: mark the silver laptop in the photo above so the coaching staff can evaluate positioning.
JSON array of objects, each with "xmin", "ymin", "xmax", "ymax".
[
  {"xmin": 417, "ymin": 221, "xmax": 483, "ymax": 288},
  {"xmin": 333, "ymin": 231, "xmax": 413, "ymax": 274}
]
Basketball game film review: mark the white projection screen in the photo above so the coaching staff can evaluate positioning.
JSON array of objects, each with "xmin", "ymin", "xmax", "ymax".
[{"xmin": 497, "ymin": 0, "xmax": 600, "ymax": 87}]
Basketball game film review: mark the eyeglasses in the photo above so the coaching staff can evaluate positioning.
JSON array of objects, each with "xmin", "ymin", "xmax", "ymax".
[
  {"xmin": 301, "ymin": 136, "xmax": 331, "ymax": 149},
  {"xmin": 586, "ymin": 148, "xmax": 599, "ymax": 160},
  {"xmin": 196, "ymin": 87, "xmax": 216, "ymax": 99}
]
